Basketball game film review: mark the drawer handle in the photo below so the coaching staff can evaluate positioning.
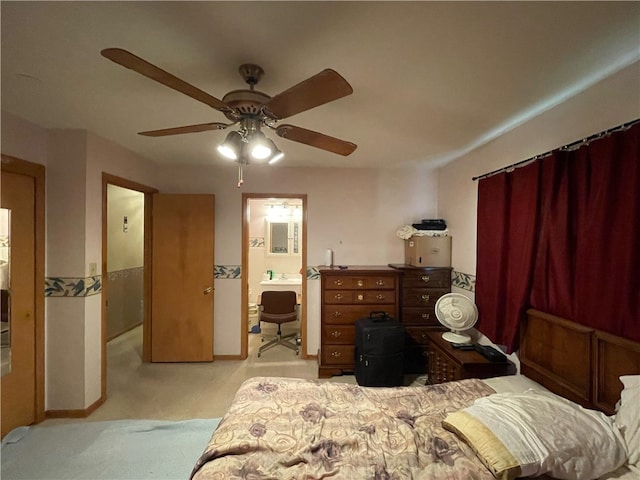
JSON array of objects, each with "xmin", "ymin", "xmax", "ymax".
[
  {"xmin": 421, "ymin": 333, "xmax": 428, "ymax": 339},
  {"xmin": 421, "ymin": 313, "xmax": 430, "ymax": 319},
  {"xmin": 376, "ymin": 279, "xmax": 385, "ymax": 286},
  {"xmin": 334, "ymin": 279, "xmax": 344, "ymax": 286},
  {"xmin": 421, "ymin": 294, "xmax": 430, "ymax": 302},
  {"xmin": 332, "ymin": 311, "xmax": 342, "ymax": 318},
  {"xmin": 357, "ymin": 280, "xmax": 364, "ymax": 287},
  {"xmin": 331, "ymin": 351, "xmax": 342, "ymax": 358},
  {"xmin": 335, "ymin": 293, "xmax": 344, "ymax": 300},
  {"xmin": 331, "ymin": 331, "xmax": 342, "ymax": 338},
  {"xmin": 376, "ymin": 294, "xmax": 384, "ymax": 300},
  {"xmin": 357, "ymin": 294, "xmax": 364, "ymax": 301},
  {"xmin": 421, "ymin": 275, "xmax": 430, "ymax": 283}
]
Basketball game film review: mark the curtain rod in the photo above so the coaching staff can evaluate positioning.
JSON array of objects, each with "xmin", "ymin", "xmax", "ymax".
[{"xmin": 472, "ymin": 118, "xmax": 640, "ymax": 181}]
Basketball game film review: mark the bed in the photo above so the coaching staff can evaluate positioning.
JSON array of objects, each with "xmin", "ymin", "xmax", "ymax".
[{"xmin": 191, "ymin": 309, "xmax": 640, "ymax": 480}]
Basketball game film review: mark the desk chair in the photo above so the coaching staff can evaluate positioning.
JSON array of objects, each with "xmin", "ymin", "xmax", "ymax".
[{"xmin": 258, "ymin": 290, "xmax": 299, "ymax": 357}]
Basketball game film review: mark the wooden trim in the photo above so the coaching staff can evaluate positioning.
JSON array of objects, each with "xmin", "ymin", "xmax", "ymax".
[
  {"xmin": 101, "ymin": 173, "xmax": 157, "ymax": 401},
  {"xmin": 241, "ymin": 193, "xmax": 308, "ymax": 360},
  {"xmin": 213, "ymin": 354, "xmax": 244, "ymax": 361},
  {"xmin": 45, "ymin": 395, "xmax": 105, "ymax": 419},
  {"xmin": 1, "ymin": 154, "xmax": 46, "ymax": 423}
]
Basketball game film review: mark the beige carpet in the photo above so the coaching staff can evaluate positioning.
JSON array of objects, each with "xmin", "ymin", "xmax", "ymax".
[{"xmin": 42, "ymin": 326, "xmax": 356, "ymax": 426}]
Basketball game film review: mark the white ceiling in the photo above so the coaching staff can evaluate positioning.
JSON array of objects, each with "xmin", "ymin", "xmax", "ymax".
[{"xmin": 2, "ymin": 1, "xmax": 639, "ymax": 169}]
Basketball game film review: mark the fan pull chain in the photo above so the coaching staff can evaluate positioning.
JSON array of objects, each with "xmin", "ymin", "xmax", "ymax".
[{"xmin": 237, "ymin": 162, "xmax": 244, "ymax": 188}]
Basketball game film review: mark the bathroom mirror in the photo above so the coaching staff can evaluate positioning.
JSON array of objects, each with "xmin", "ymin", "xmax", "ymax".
[
  {"xmin": 1, "ymin": 208, "xmax": 11, "ymax": 376},
  {"xmin": 266, "ymin": 220, "xmax": 300, "ymax": 256}
]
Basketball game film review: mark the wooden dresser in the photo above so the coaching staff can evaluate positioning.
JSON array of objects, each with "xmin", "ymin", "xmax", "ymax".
[
  {"xmin": 318, "ymin": 266, "xmax": 400, "ymax": 378},
  {"xmin": 389, "ymin": 264, "xmax": 452, "ymax": 373},
  {"xmin": 427, "ymin": 330, "xmax": 510, "ymax": 383}
]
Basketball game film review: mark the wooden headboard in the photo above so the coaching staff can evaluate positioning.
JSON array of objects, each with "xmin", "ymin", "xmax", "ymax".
[{"xmin": 520, "ymin": 309, "xmax": 640, "ymax": 415}]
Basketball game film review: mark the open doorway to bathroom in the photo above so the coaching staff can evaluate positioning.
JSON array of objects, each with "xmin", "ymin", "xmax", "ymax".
[{"xmin": 241, "ymin": 194, "xmax": 307, "ymax": 360}]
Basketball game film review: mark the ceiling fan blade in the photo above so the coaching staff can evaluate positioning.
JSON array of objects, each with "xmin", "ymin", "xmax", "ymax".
[
  {"xmin": 101, "ymin": 48, "xmax": 235, "ymax": 114},
  {"xmin": 276, "ymin": 124, "xmax": 357, "ymax": 156},
  {"xmin": 138, "ymin": 122, "xmax": 231, "ymax": 137},
  {"xmin": 263, "ymin": 69, "xmax": 353, "ymax": 120}
]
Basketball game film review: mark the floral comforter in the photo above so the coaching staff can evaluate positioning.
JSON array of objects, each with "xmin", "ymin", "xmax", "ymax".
[{"xmin": 191, "ymin": 376, "xmax": 496, "ymax": 480}]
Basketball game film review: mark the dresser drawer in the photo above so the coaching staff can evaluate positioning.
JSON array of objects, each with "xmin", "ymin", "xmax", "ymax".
[
  {"xmin": 403, "ymin": 288, "xmax": 449, "ymax": 307},
  {"xmin": 404, "ymin": 326, "xmax": 433, "ymax": 345},
  {"xmin": 323, "ymin": 275, "xmax": 396, "ymax": 290},
  {"xmin": 322, "ymin": 325, "xmax": 355, "ymax": 345},
  {"xmin": 323, "ymin": 305, "xmax": 396, "ymax": 325},
  {"xmin": 402, "ymin": 269, "xmax": 451, "ymax": 288},
  {"xmin": 428, "ymin": 345, "xmax": 462, "ymax": 383},
  {"xmin": 402, "ymin": 307, "xmax": 439, "ymax": 325},
  {"xmin": 322, "ymin": 345, "xmax": 355, "ymax": 365},
  {"xmin": 324, "ymin": 289, "xmax": 396, "ymax": 305}
]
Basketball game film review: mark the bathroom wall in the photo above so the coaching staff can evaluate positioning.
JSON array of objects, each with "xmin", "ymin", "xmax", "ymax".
[
  {"xmin": 248, "ymin": 198, "xmax": 302, "ymax": 305},
  {"xmin": 106, "ymin": 185, "xmax": 144, "ymax": 339}
]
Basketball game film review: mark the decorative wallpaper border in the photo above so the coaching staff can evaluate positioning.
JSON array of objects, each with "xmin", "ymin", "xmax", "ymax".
[
  {"xmin": 45, "ymin": 276, "xmax": 102, "ymax": 297},
  {"xmin": 307, "ymin": 267, "xmax": 320, "ymax": 279},
  {"xmin": 452, "ymin": 270, "xmax": 475, "ymax": 292},
  {"xmin": 214, "ymin": 265, "xmax": 320, "ymax": 279},
  {"xmin": 215, "ymin": 265, "xmax": 241, "ymax": 279},
  {"xmin": 42, "ymin": 267, "xmax": 474, "ymax": 292},
  {"xmin": 249, "ymin": 237, "xmax": 265, "ymax": 247}
]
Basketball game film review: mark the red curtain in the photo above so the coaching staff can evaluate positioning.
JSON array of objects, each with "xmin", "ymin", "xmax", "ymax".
[
  {"xmin": 476, "ymin": 161, "xmax": 541, "ymax": 352},
  {"xmin": 476, "ymin": 122, "xmax": 640, "ymax": 352}
]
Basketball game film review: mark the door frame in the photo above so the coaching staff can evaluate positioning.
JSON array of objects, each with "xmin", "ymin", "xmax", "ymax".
[
  {"xmin": 0, "ymin": 154, "xmax": 46, "ymax": 424},
  {"xmin": 241, "ymin": 193, "xmax": 308, "ymax": 359},
  {"xmin": 101, "ymin": 173, "xmax": 157, "ymax": 399}
]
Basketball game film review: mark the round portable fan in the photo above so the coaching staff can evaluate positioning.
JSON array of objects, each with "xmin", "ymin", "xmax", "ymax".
[{"xmin": 435, "ymin": 293, "xmax": 478, "ymax": 344}]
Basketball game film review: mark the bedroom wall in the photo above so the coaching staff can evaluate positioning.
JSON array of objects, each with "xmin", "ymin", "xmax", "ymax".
[
  {"xmin": 1, "ymin": 111, "xmax": 162, "ymax": 410},
  {"xmin": 438, "ymin": 61, "xmax": 640, "ymax": 332},
  {"xmin": 153, "ymin": 163, "xmax": 439, "ymax": 356}
]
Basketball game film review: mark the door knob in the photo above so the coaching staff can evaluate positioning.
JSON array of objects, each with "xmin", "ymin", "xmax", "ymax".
[{"xmin": 203, "ymin": 286, "xmax": 214, "ymax": 294}]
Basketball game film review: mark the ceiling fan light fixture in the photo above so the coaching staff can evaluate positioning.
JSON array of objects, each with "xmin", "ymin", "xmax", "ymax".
[
  {"xmin": 267, "ymin": 140, "xmax": 284, "ymax": 164},
  {"xmin": 217, "ymin": 131, "xmax": 243, "ymax": 160},
  {"xmin": 248, "ymin": 131, "xmax": 272, "ymax": 160}
]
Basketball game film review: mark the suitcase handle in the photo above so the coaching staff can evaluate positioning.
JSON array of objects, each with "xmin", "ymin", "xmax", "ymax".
[{"xmin": 369, "ymin": 311, "xmax": 389, "ymax": 322}]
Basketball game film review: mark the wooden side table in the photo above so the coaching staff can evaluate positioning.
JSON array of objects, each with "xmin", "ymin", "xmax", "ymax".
[{"xmin": 427, "ymin": 330, "xmax": 511, "ymax": 383}]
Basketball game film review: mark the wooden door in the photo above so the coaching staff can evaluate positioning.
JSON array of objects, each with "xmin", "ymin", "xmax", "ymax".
[
  {"xmin": 1, "ymin": 171, "xmax": 36, "ymax": 436},
  {"xmin": 151, "ymin": 194, "xmax": 215, "ymax": 362}
]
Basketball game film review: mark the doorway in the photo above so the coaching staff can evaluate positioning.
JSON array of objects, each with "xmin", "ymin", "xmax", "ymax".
[
  {"xmin": 241, "ymin": 194, "xmax": 307, "ymax": 359},
  {"xmin": 101, "ymin": 174, "xmax": 156, "ymax": 399}
]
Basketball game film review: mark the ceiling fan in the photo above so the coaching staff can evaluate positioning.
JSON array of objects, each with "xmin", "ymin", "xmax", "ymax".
[{"xmin": 100, "ymin": 48, "xmax": 357, "ymax": 171}]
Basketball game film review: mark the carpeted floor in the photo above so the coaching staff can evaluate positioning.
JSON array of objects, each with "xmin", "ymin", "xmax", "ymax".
[{"xmin": 42, "ymin": 325, "xmax": 354, "ymax": 426}]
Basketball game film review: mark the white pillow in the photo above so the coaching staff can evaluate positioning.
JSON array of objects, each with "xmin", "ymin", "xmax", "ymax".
[
  {"xmin": 443, "ymin": 390, "xmax": 627, "ymax": 480},
  {"xmin": 615, "ymin": 375, "xmax": 640, "ymax": 467}
]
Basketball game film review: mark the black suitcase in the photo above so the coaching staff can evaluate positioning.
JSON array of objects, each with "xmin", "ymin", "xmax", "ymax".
[{"xmin": 354, "ymin": 311, "xmax": 404, "ymax": 387}]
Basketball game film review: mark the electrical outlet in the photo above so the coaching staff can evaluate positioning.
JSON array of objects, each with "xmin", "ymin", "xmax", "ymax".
[{"xmin": 89, "ymin": 262, "xmax": 97, "ymax": 276}]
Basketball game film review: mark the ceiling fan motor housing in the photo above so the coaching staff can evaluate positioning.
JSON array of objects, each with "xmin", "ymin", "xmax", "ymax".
[{"xmin": 221, "ymin": 89, "xmax": 271, "ymax": 120}]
